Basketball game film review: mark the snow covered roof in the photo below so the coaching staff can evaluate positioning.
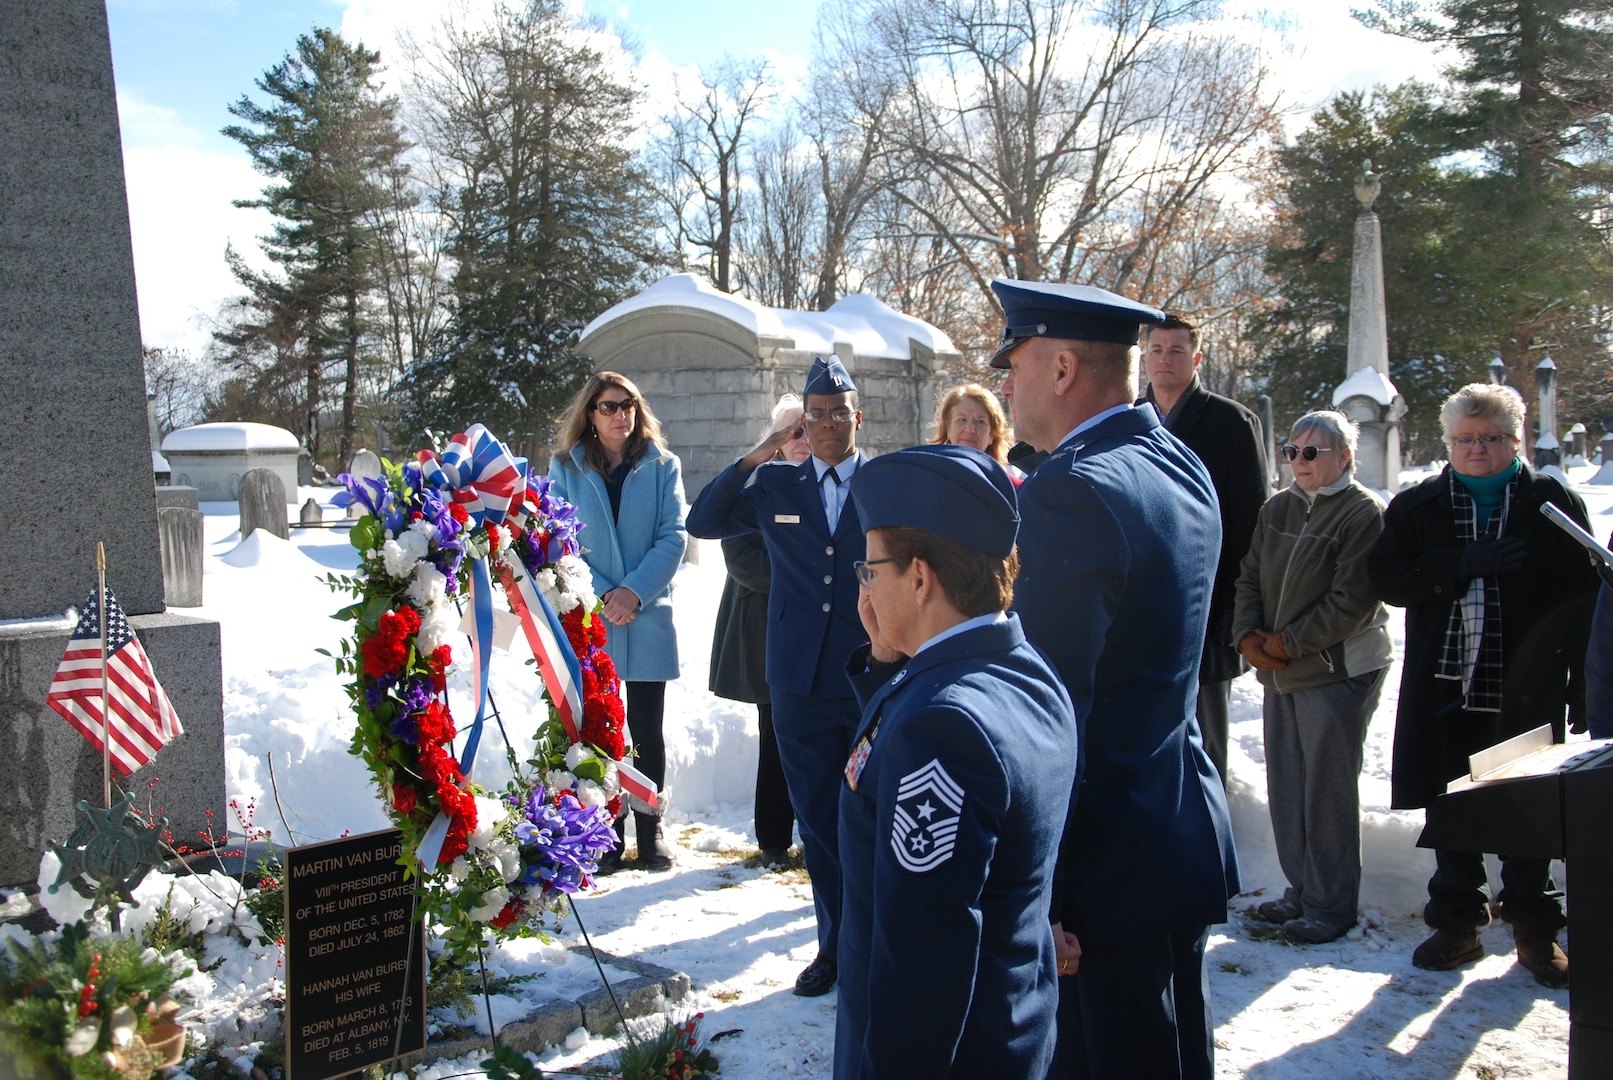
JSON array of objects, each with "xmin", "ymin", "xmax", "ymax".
[
  {"xmin": 1331, "ymin": 366, "xmax": 1401, "ymax": 408},
  {"xmin": 581, "ymin": 273, "xmax": 958, "ymax": 361},
  {"xmin": 162, "ymin": 422, "xmax": 301, "ymax": 453}
]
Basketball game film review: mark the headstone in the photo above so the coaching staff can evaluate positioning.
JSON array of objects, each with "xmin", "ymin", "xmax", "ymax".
[
  {"xmin": 157, "ymin": 507, "xmax": 203, "ymax": 608},
  {"xmin": 238, "ymin": 468, "xmax": 290, "ymax": 541},
  {"xmin": 154, "ymin": 485, "xmax": 199, "ymax": 512},
  {"xmin": 1331, "ymin": 161, "xmax": 1406, "ymax": 491},
  {"xmin": 311, "ymin": 464, "xmax": 331, "ymax": 486},
  {"xmin": 299, "ymin": 498, "xmax": 324, "ymax": 528},
  {"xmin": 298, "ymin": 450, "xmax": 314, "ymax": 487},
  {"xmin": 346, "ymin": 448, "xmax": 383, "ymax": 483},
  {"xmin": 1534, "ymin": 356, "xmax": 1560, "ymax": 469},
  {"xmin": 0, "ymin": 0, "xmax": 225, "ymax": 890}
]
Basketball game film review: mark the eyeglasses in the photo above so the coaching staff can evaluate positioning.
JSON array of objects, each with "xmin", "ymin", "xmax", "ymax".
[
  {"xmin": 950, "ymin": 416, "xmax": 991, "ymax": 430},
  {"xmin": 854, "ymin": 558, "xmax": 898, "ymax": 586},
  {"xmin": 803, "ymin": 406, "xmax": 856, "ymax": 424},
  {"xmin": 1452, "ymin": 434, "xmax": 1511, "ymax": 448},
  {"xmin": 1282, "ymin": 444, "xmax": 1336, "ymax": 462},
  {"xmin": 592, "ymin": 397, "xmax": 637, "ymax": 416}
]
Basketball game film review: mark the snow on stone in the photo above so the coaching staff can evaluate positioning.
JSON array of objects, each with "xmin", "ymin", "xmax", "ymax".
[
  {"xmin": 582, "ymin": 272, "xmax": 958, "ymax": 361},
  {"xmin": 161, "ymin": 421, "xmax": 301, "ymax": 453},
  {"xmin": 1332, "ymin": 365, "xmax": 1401, "ymax": 407}
]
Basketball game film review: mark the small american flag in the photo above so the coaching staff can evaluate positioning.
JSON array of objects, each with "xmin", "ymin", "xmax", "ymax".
[{"xmin": 46, "ymin": 586, "xmax": 182, "ymax": 775}]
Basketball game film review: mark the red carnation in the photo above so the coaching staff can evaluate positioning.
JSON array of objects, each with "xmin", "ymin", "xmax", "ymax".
[
  {"xmin": 361, "ymin": 633, "xmax": 408, "ymax": 678},
  {"xmin": 383, "ymin": 606, "xmax": 422, "ymax": 639},
  {"xmin": 417, "ymin": 701, "xmax": 457, "ymax": 747},
  {"xmin": 490, "ymin": 898, "xmax": 524, "ymax": 929},
  {"xmin": 392, "ymin": 783, "xmax": 417, "ymax": 814},
  {"xmin": 449, "ymin": 503, "xmax": 469, "ymax": 524},
  {"xmin": 427, "ymin": 646, "xmax": 452, "ymax": 692},
  {"xmin": 486, "ymin": 523, "xmax": 503, "ymax": 551}
]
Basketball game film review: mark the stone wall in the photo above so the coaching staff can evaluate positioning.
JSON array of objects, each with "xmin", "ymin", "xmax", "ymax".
[{"xmin": 580, "ymin": 312, "xmax": 952, "ymax": 496}]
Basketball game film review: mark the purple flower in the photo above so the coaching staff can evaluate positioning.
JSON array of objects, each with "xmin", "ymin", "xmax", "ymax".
[
  {"xmin": 401, "ymin": 677, "xmax": 432, "ymax": 715},
  {"xmin": 390, "ymin": 710, "xmax": 420, "ymax": 745},
  {"xmin": 514, "ymin": 783, "xmax": 617, "ymax": 894},
  {"xmin": 337, "ymin": 473, "xmax": 400, "ymax": 532}
]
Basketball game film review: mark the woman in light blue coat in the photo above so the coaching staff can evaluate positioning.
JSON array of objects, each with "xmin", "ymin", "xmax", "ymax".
[{"xmin": 551, "ymin": 371, "xmax": 687, "ymax": 870}]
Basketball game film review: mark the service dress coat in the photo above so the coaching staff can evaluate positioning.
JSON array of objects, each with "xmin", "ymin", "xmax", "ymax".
[
  {"xmin": 835, "ymin": 616, "xmax": 1078, "ymax": 1080},
  {"xmin": 1012, "ymin": 405, "xmax": 1239, "ymax": 944},
  {"xmin": 1142, "ymin": 378, "xmax": 1269, "ymax": 683},
  {"xmin": 548, "ymin": 443, "xmax": 686, "ymax": 683},
  {"xmin": 1367, "ymin": 463, "xmax": 1598, "ymax": 809},
  {"xmin": 685, "ymin": 454, "xmax": 870, "ymax": 698}
]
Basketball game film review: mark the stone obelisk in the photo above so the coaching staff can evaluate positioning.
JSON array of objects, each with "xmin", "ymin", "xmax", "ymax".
[
  {"xmin": 1331, "ymin": 161, "xmax": 1407, "ymax": 491},
  {"xmin": 0, "ymin": 1, "xmax": 224, "ymax": 891}
]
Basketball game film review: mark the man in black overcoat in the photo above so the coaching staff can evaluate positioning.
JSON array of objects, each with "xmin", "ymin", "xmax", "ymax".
[{"xmin": 1140, "ymin": 312, "xmax": 1268, "ymax": 786}]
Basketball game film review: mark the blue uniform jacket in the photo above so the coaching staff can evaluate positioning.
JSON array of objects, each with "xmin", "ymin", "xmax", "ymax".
[
  {"xmin": 1012, "ymin": 405, "xmax": 1239, "ymax": 943},
  {"xmin": 685, "ymin": 454, "xmax": 869, "ymax": 698},
  {"xmin": 835, "ymin": 615, "xmax": 1078, "ymax": 1080},
  {"xmin": 548, "ymin": 443, "xmax": 686, "ymax": 682}
]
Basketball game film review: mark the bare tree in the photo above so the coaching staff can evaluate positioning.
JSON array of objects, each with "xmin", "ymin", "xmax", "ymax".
[
  {"xmin": 831, "ymin": 0, "xmax": 1282, "ymax": 321},
  {"xmin": 655, "ymin": 56, "xmax": 774, "ymax": 292},
  {"xmin": 736, "ymin": 120, "xmax": 819, "ymax": 308}
]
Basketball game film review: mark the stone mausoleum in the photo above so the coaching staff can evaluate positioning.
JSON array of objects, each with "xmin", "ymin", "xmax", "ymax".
[
  {"xmin": 577, "ymin": 274, "xmax": 964, "ymax": 494},
  {"xmin": 162, "ymin": 421, "xmax": 301, "ymax": 503}
]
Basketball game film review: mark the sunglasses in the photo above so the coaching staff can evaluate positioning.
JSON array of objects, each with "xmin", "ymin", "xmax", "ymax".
[
  {"xmin": 592, "ymin": 397, "xmax": 637, "ymax": 416},
  {"xmin": 1282, "ymin": 444, "xmax": 1335, "ymax": 462}
]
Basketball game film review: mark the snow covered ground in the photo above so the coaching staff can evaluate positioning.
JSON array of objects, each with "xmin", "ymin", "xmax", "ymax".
[{"xmin": 109, "ymin": 463, "xmax": 1613, "ymax": 1077}]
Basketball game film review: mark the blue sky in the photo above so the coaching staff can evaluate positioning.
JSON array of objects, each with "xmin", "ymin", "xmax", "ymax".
[{"xmin": 104, "ymin": 0, "xmax": 1438, "ymax": 353}]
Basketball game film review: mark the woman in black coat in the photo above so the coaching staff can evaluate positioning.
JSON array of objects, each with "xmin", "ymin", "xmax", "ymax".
[
  {"xmin": 1368, "ymin": 383, "xmax": 1597, "ymax": 988},
  {"xmin": 709, "ymin": 396, "xmax": 810, "ymax": 865}
]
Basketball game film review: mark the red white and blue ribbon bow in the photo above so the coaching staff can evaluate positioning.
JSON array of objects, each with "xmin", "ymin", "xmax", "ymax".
[{"xmin": 418, "ymin": 423, "xmax": 526, "ymax": 528}]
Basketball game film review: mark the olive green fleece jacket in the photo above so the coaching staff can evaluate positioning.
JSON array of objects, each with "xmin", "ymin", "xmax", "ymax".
[{"xmin": 1232, "ymin": 477, "xmax": 1394, "ymax": 694}]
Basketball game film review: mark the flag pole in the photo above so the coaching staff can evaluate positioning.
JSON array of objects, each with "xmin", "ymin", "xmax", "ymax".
[{"xmin": 96, "ymin": 541, "xmax": 111, "ymax": 808}]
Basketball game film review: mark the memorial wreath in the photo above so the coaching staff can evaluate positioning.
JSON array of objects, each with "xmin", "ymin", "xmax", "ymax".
[{"xmin": 328, "ymin": 425, "xmax": 655, "ymax": 957}]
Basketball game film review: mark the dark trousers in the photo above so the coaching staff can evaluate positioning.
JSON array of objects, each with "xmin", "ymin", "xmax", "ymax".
[
  {"xmin": 624, "ymin": 681, "xmax": 667, "ymax": 791},
  {"xmin": 1426, "ymin": 848, "xmax": 1566, "ymax": 933},
  {"xmin": 1196, "ymin": 679, "xmax": 1232, "ymax": 789},
  {"xmin": 754, "ymin": 702, "xmax": 796, "ymax": 852},
  {"xmin": 1051, "ymin": 926, "xmax": 1213, "ymax": 1080},
  {"xmin": 771, "ymin": 687, "xmax": 858, "ymax": 960}
]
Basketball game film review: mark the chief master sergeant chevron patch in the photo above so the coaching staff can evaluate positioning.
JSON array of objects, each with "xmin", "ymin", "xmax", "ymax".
[{"xmin": 891, "ymin": 758, "xmax": 965, "ymax": 872}]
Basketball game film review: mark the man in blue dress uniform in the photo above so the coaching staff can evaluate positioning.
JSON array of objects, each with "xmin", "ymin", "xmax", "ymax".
[
  {"xmin": 685, "ymin": 356, "xmax": 867, "ymax": 997},
  {"xmin": 992, "ymin": 280, "xmax": 1240, "ymax": 1079},
  {"xmin": 835, "ymin": 445, "xmax": 1078, "ymax": 1079}
]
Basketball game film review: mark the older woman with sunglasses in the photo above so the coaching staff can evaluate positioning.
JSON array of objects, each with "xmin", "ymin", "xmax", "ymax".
[
  {"xmin": 551, "ymin": 371, "xmax": 687, "ymax": 871},
  {"xmin": 1369, "ymin": 383, "xmax": 1597, "ymax": 986},
  {"xmin": 1232, "ymin": 410, "xmax": 1393, "ymax": 945}
]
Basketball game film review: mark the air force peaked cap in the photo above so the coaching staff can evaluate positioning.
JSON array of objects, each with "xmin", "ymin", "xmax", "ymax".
[
  {"xmin": 848, "ymin": 444, "xmax": 1019, "ymax": 556},
  {"xmin": 989, "ymin": 279, "xmax": 1165, "ymax": 367},
  {"xmin": 804, "ymin": 355, "xmax": 857, "ymax": 396}
]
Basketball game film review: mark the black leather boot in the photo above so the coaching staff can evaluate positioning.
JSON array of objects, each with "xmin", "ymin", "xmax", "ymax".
[{"xmin": 636, "ymin": 812, "xmax": 675, "ymax": 871}]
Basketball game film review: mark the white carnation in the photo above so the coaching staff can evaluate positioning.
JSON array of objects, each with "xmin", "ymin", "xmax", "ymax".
[
  {"xmin": 601, "ymin": 761, "xmax": 620, "ymax": 796},
  {"xmin": 415, "ymin": 597, "xmax": 457, "ymax": 656},
  {"xmin": 467, "ymin": 885, "xmax": 510, "ymax": 922},
  {"xmin": 467, "ymin": 796, "xmax": 509, "ymax": 849},
  {"xmin": 408, "ymin": 562, "xmax": 447, "ymax": 607},
  {"xmin": 546, "ymin": 770, "xmax": 576, "ymax": 792},
  {"xmin": 408, "ymin": 518, "xmax": 439, "ymax": 544},
  {"xmin": 575, "ymin": 779, "xmax": 606, "ymax": 807},
  {"xmin": 448, "ymin": 857, "xmax": 470, "ymax": 882},
  {"xmin": 564, "ymin": 743, "xmax": 591, "ymax": 770}
]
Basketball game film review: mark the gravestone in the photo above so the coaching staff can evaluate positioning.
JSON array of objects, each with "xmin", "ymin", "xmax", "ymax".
[
  {"xmin": 346, "ymin": 448, "xmax": 383, "ymax": 482},
  {"xmin": 311, "ymin": 464, "xmax": 330, "ymax": 486},
  {"xmin": 157, "ymin": 507, "xmax": 203, "ymax": 607},
  {"xmin": 298, "ymin": 449, "xmax": 314, "ymax": 487},
  {"xmin": 299, "ymin": 498, "xmax": 324, "ymax": 528},
  {"xmin": 238, "ymin": 468, "xmax": 290, "ymax": 541},
  {"xmin": 0, "ymin": 0, "xmax": 225, "ymax": 889},
  {"xmin": 154, "ymin": 485, "xmax": 199, "ymax": 512}
]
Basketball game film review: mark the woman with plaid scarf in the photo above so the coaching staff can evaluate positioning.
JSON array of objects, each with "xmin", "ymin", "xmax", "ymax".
[{"xmin": 1369, "ymin": 383, "xmax": 1598, "ymax": 988}]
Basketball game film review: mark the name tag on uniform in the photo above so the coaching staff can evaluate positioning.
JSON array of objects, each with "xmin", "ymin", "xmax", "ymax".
[{"xmin": 774, "ymin": 514, "xmax": 801, "ymax": 524}]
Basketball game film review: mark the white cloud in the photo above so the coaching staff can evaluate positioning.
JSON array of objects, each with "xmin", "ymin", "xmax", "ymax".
[{"xmin": 119, "ymin": 90, "xmax": 272, "ymax": 353}]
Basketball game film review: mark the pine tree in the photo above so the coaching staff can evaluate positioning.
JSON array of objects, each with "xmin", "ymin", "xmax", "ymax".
[
  {"xmin": 218, "ymin": 28, "xmax": 408, "ymax": 464},
  {"xmin": 1360, "ymin": 0, "xmax": 1613, "ymax": 422},
  {"xmin": 397, "ymin": 0, "xmax": 660, "ymax": 459}
]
